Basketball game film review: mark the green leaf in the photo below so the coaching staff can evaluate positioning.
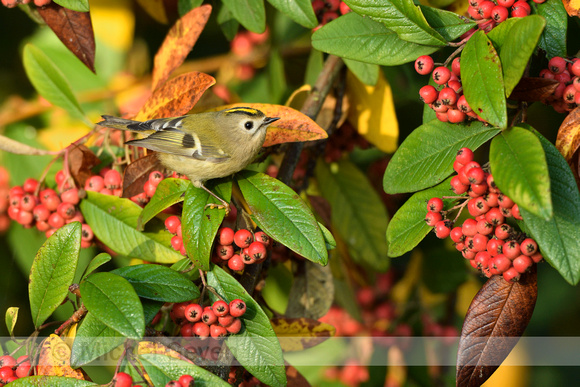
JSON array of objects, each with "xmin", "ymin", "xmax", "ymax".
[
  {"xmin": 536, "ymin": 0, "xmax": 568, "ymax": 58},
  {"xmin": 182, "ymin": 179, "xmax": 232, "ymax": 270},
  {"xmin": 267, "ymin": 0, "xmax": 317, "ymax": 28},
  {"xmin": 80, "ymin": 192, "xmax": 183, "ymax": 264},
  {"xmin": 22, "ymin": 44, "xmax": 87, "ymax": 124},
  {"xmin": 486, "ymin": 18, "xmax": 520, "ymax": 47},
  {"xmin": 138, "ymin": 178, "xmax": 190, "ymax": 231},
  {"xmin": 490, "ymin": 126, "xmax": 552, "ymax": 219},
  {"xmin": 386, "ymin": 177, "xmax": 453, "ymax": 257},
  {"xmin": 318, "ymin": 222, "xmax": 337, "ymax": 250},
  {"xmin": 70, "ymin": 312, "xmax": 125, "ymax": 367},
  {"xmin": 207, "ymin": 265, "xmax": 286, "ymax": 387},
  {"xmin": 316, "ymin": 159, "xmax": 389, "ymax": 271},
  {"xmin": 305, "ymin": 49, "xmax": 324, "ymax": 86},
  {"xmin": 221, "ymin": 0, "xmax": 266, "ymax": 33},
  {"xmin": 383, "ymin": 120, "xmax": 500, "ymax": 193},
  {"xmin": 178, "ymin": 0, "xmax": 204, "ymax": 16},
  {"xmin": 111, "ymin": 264, "xmax": 199, "ymax": 302},
  {"xmin": 518, "ymin": 127, "xmax": 580, "ymax": 285},
  {"xmin": 420, "ymin": 5, "xmax": 476, "ymax": 42},
  {"xmin": 344, "ymin": 0, "xmax": 446, "ymax": 46},
  {"xmin": 312, "ymin": 12, "xmax": 439, "ymax": 66},
  {"xmin": 262, "ymin": 263, "xmax": 293, "ymax": 315},
  {"xmin": 29, "ymin": 222, "xmax": 81, "ymax": 328},
  {"xmin": 217, "ymin": 3, "xmax": 239, "ymax": 41},
  {"xmin": 461, "ymin": 31, "xmax": 507, "ymax": 129},
  {"xmin": 236, "ymin": 171, "xmax": 328, "ymax": 265},
  {"xmin": 82, "ymin": 253, "xmax": 111, "ymax": 280},
  {"xmin": 344, "ymin": 58, "xmax": 379, "ymax": 86},
  {"xmin": 5, "ymin": 307, "xmax": 18, "ymax": 336},
  {"xmin": 268, "ymin": 49, "xmax": 287, "ymax": 104},
  {"xmin": 421, "ymin": 244, "xmax": 467, "ymax": 293},
  {"xmin": 139, "ymin": 354, "xmax": 230, "ymax": 386},
  {"xmin": 497, "ymin": 16, "xmax": 545, "ymax": 97},
  {"xmin": 7, "ymin": 376, "xmax": 97, "ymax": 386},
  {"xmin": 80, "ymin": 272, "xmax": 145, "ymax": 339},
  {"xmin": 53, "ymin": 0, "xmax": 90, "ymax": 12},
  {"xmin": 142, "ymin": 299, "xmax": 164, "ymax": 324}
]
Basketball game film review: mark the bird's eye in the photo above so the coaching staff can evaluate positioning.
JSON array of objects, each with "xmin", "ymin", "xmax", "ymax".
[{"xmin": 244, "ymin": 121, "xmax": 254, "ymax": 130}]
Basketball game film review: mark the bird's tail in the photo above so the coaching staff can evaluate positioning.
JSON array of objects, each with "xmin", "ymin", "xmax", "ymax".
[{"xmin": 97, "ymin": 115, "xmax": 143, "ymax": 131}]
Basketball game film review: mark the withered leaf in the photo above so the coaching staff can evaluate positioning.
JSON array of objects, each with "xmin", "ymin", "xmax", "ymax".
[
  {"xmin": 122, "ymin": 153, "xmax": 165, "ymax": 198},
  {"xmin": 68, "ymin": 144, "xmax": 100, "ymax": 187},
  {"xmin": 286, "ymin": 364, "xmax": 311, "ymax": 387},
  {"xmin": 38, "ymin": 2, "xmax": 96, "ymax": 73},
  {"xmin": 562, "ymin": 0, "xmax": 580, "ymax": 16},
  {"xmin": 272, "ymin": 317, "xmax": 335, "ymax": 352},
  {"xmin": 456, "ymin": 269, "xmax": 537, "ymax": 387},
  {"xmin": 508, "ymin": 77, "xmax": 559, "ymax": 102},
  {"xmin": 134, "ymin": 72, "xmax": 216, "ymax": 121},
  {"xmin": 285, "ymin": 260, "xmax": 334, "ymax": 320},
  {"xmin": 152, "ymin": 4, "xmax": 212, "ymax": 90},
  {"xmin": 556, "ymin": 106, "xmax": 580, "ymax": 164}
]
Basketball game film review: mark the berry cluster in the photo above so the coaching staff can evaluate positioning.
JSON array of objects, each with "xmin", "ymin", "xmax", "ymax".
[
  {"xmin": 170, "ymin": 299, "xmax": 247, "ymax": 338},
  {"xmin": 84, "ymin": 168, "xmax": 123, "ymax": 197},
  {"xmin": 1, "ymin": 0, "xmax": 51, "ymax": 7},
  {"xmin": 416, "ymin": 55, "xmax": 480, "ymax": 124},
  {"xmin": 0, "ymin": 167, "xmax": 11, "ymax": 234},
  {"xmin": 212, "ymin": 227, "xmax": 271, "ymax": 272},
  {"xmin": 426, "ymin": 147, "xmax": 543, "ymax": 282},
  {"xmin": 311, "ymin": 0, "xmax": 351, "ymax": 30},
  {"xmin": 230, "ymin": 29, "xmax": 269, "ymax": 81},
  {"xmin": 0, "ymin": 354, "xmax": 32, "ymax": 384},
  {"xmin": 7, "ymin": 176, "xmax": 94, "ymax": 247},
  {"xmin": 127, "ymin": 170, "xmax": 181, "ymax": 207},
  {"xmin": 539, "ymin": 56, "xmax": 580, "ymax": 113},
  {"xmin": 112, "ymin": 371, "xmax": 194, "ymax": 387},
  {"xmin": 467, "ymin": 0, "xmax": 544, "ymax": 28}
]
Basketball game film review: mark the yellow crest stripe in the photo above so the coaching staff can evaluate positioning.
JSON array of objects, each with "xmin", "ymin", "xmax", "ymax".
[{"xmin": 223, "ymin": 107, "xmax": 262, "ymax": 116}]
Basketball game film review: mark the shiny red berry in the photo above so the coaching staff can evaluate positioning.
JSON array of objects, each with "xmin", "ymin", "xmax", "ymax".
[
  {"xmin": 229, "ymin": 299, "xmax": 247, "ymax": 317},
  {"xmin": 228, "ymin": 254, "xmax": 245, "ymax": 271},
  {"xmin": 520, "ymin": 238, "xmax": 538, "ymax": 256},
  {"xmin": 419, "ymin": 85, "xmax": 438, "ymax": 104},
  {"xmin": 212, "ymin": 300, "xmax": 230, "ymax": 317},
  {"xmin": 234, "ymin": 229, "xmax": 253, "ymax": 248},
  {"xmin": 432, "ymin": 66, "xmax": 451, "ymax": 85},
  {"xmin": 415, "ymin": 55, "xmax": 434, "ymax": 75},
  {"xmin": 513, "ymin": 255, "xmax": 533, "ymax": 273},
  {"xmin": 165, "ymin": 215, "xmax": 181, "ymax": 234},
  {"xmin": 185, "ymin": 303, "xmax": 203, "ymax": 322},
  {"xmin": 226, "ymin": 318, "xmax": 242, "ymax": 334},
  {"xmin": 193, "ymin": 322, "xmax": 210, "ymax": 338},
  {"xmin": 113, "ymin": 372, "xmax": 133, "ymax": 387}
]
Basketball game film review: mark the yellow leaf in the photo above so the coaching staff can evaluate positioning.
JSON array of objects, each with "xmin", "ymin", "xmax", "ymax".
[
  {"xmin": 91, "ymin": 0, "xmax": 135, "ymax": 51},
  {"xmin": 563, "ymin": 0, "xmax": 580, "ymax": 17},
  {"xmin": 37, "ymin": 110, "xmax": 91, "ymax": 151},
  {"xmin": 136, "ymin": 0, "xmax": 168, "ymax": 24},
  {"xmin": 556, "ymin": 106, "xmax": 580, "ymax": 164},
  {"xmin": 136, "ymin": 340, "xmax": 192, "ymax": 362},
  {"xmin": 37, "ymin": 334, "xmax": 86, "ymax": 379},
  {"xmin": 271, "ymin": 317, "xmax": 335, "ymax": 352},
  {"xmin": 346, "ymin": 71, "xmax": 398, "ymax": 153}
]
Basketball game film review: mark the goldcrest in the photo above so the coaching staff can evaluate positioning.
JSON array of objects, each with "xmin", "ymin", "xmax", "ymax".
[{"xmin": 97, "ymin": 107, "xmax": 280, "ymax": 211}]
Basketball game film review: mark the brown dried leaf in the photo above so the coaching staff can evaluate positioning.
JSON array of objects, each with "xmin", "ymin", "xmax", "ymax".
[
  {"xmin": 216, "ymin": 103, "xmax": 328, "ymax": 146},
  {"xmin": 134, "ymin": 72, "xmax": 216, "ymax": 121},
  {"xmin": 68, "ymin": 144, "xmax": 100, "ymax": 187},
  {"xmin": 272, "ymin": 317, "xmax": 335, "ymax": 352},
  {"xmin": 37, "ymin": 2, "xmax": 95, "ymax": 73},
  {"xmin": 562, "ymin": 0, "xmax": 580, "ymax": 16},
  {"xmin": 152, "ymin": 5, "xmax": 212, "ymax": 90},
  {"xmin": 556, "ymin": 106, "xmax": 580, "ymax": 164},
  {"xmin": 456, "ymin": 270, "xmax": 537, "ymax": 387},
  {"xmin": 136, "ymin": 340, "xmax": 192, "ymax": 362},
  {"xmin": 285, "ymin": 261, "xmax": 334, "ymax": 320},
  {"xmin": 508, "ymin": 77, "xmax": 560, "ymax": 102},
  {"xmin": 285, "ymin": 364, "xmax": 311, "ymax": 387},
  {"xmin": 37, "ymin": 334, "xmax": 87, "ymax": 379},
  {"xmin": 122, "ymin": 153, "xmax": 165, "ymax": 198}
]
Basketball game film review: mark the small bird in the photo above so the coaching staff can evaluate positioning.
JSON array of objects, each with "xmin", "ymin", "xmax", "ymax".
[{"xmin": 97, "ymin": 107, "xmax": 280, "ymax": 213}]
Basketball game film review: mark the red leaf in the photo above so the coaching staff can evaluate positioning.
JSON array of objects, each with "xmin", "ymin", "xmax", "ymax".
[
  {"xmin": 456, "ymin": 270, "xmax": 537, "ymax": 387},
  {"xmin": 152, "ymin": 5, "xmax": 212, "ymax": 90},
  {"xmin": 37, "ymin": 3, "xmax": 95, "ymax": 73},
  {"xmin": 508, "ymin": 77, "xmax": 560, "ymax": 102},
  {"xmin": 134, "ymin": 72, "xmax": 216, "ymax": 121}
]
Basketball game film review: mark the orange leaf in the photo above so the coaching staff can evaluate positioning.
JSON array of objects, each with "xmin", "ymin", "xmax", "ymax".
[
  {"xmin": 152, "ymin": 5, "xmax": 212, "ymax": 90},
  {"xmin": 37, "ymin": 334, "xmax": 87, "ymax": 379},
  {"xmin": 216, "ymin": 103, "xmax": 328, "ymax": 146},
  {"xmin": 38, "ymin": 3, "xmax": 96, "ymax": 73},
  {"xmin": 134, "ymin": 71, "xmax": 216, "ymax": 121},
  {"xmin": 556, "ymin": 106, "xmax": 580, "ymax": 164},
  {"xmin": 562, "ymin": 0, "xmax": 580, "ymax": 16},
  {"xmin": 271, "ymin": 317, "xmax": 335, "ymax": 352}
]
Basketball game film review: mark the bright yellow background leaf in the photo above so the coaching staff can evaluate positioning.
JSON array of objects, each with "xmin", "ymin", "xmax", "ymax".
[{"xmin": 346, "ymin": 71, "xmax": 398, "ymax": 154}]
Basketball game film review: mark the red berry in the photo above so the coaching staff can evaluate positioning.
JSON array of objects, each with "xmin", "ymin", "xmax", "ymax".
[
  {"xmin": 20, "ymin": 194, "xmax": 37, "ymax": 212},
  {"xmin": 419, "ymin": 85, "xmax": 438, "ymax": 104},
  {"xmin": 180, "ymin": 323, "xmax": 193, "ymax": 337},
  {"xmin": 434, "ymin": 221, "xmax": 451, "ymax": 239},
  {"xmin": 202, "ymin": 309, "xmax": 218, "ymax": 325},
  {"xmin": 170, "ymin": 301, "xmax": 189, "ymax": 324},
  {"xmin": 451, "ymin": 57, "xmax": 461, "ymax": 76},
  {"xmin": 520, "ymin": 238, "xmax": 538, "ymax": 256},
  {"xmin": 474, "ymin": 251, "xmax": 491, "ymax": 269},
  {"xmin": 85, "ymin": 175, "xmax": 105, "ymax": 192},
  {"xmin": 226, "ymin": 318, "xmax": 242, "ymax": 334},
  {"xmin": 229, "ymin": 299, "xmax": 247, "ymax": 317},
  {"xmin": 485, "ymin": 207, "xmax": 505, "ymax": 226},
  {"xmin": 248, "ymin": 241, "xmax": 267, "ymax": 262},
  {"xmin": 477, "ymin": 1, "xmax": 494, "ymax": 18},
  {"xmin": 491, "ymin": 5, "xmax": 508, "ymax": 22},
  {"xmin": 425, "ymin": 211, "xmax": 442, "ymax": 227},
  {"xmin": 321, "ymin": 11, "xmax": 339, "ymax": 24},
  {"xmin": 450, "ymin": 176, "xmax": 468, "ymax": 194},
  {"xmin": 427, "ymin": 197, "xmax": 444, "ymax": 212},
  {"xmin": 513, "ymin": 255, "xmax": 533, "ymax": 273},
  {"xmin": 497, "ymin": 194, "xmax": 514, "ymax": 208},
  {"xmin": 487, "ymin": 174, "xmax": 499, "ymax": 193},
  {"xmin": 165, "ymin": 381, "xmax": 183, "ymax": 387},
  {"xmin": 531, "ymin": 252, "xmax": 543, "ymax": 263},
  {"xmin": 453, "ymin": 160, "xmax": 465, "ymax": 173},
  {"xmin": 456, "ymin": 148, "xmax": 474, "ymax": 165},
  {"xmin": 165, "ymin": 215, "xmax": 181, "ymax": 234},
  {"xmin": 339, "ymin": 1, "xmax": 351, "ymax": 14},
  {"xmin": 234, "ymin": 229, "xmax": 253, "ymax": 248},
  {"xmin": 497, "ymin": 0, "xmax": 514, "ymax": 6},
  {"xmin": 219, "ymin": 315, "xmax": 235, "ymax": 327},
  {"xmin": 503, "ymin": 267, "xmax": 521, "ymax": 282},
  {"xmin": 113, "ymin": 372, "xmax": 133, "ymax": 387},
  {"xmin": 81, "ymin": 223, "xmax": 93, "ymax": 242},
  {"xmin": 466, "ymin": 167, "xmax": 485, "ymax": 185},
  {"xmin": 218, "ymin": 227, "xmax": 235, "ymax": 245},
  {"xmin": 487, "ymin": 238, "xmax": 505, "ymax": 256},
  {"xmin": 511, "ymin": 0, "xmax": 530, "ymax": 17},
  {"xmin": 61, "ymin": 188, "xmax": 80, "ymax": 205},
  {"xmin": 461, "ymin": 218, "xmax": 478, "ymax": 237},
  {"xmin": 104, "ymin": 169, "xmax": 122, "ymax": 189},
  {"xmin": 193, "ymin": 322, "xmax": 210, "ymax": 339},
  {"xmin": 495, "ymin": 223, "xmax": 512, "ymax": 240},
  {"xmin": 178, "ymin": 375, "xmax": 195, "ymax": 387},
  {"xmin": 171, "ymin": 235, "xmax": 183, "ymax": 251},
  {"xmin": 468, "ymin": 5, "xmax": 482, "ymax": 19},
  {"xmin": 483, "ymin": 192, "xmax": 498, "ymax": 207},
  {"xmin": 503, "ymin": 240, "xmax": 521, "ymax": 260},
  {"xmin": 149, "ymin": 170, "xmax": 164, "ymax": 186},
  {"xmin": 435, "ymin": 112, "xmax": 449, "ymax": 123},
  {"xmin": 0, "ymin": 356, "xmax": 16, "ymax": 369},
  {"xmin": 23, "ymin": 178, "xmax": 39, "ymax": 193},
  {"xmin": 210, "ymin": 324, "xmax": 228, "ymax": 338},
  {"xmin": 144, "ymin": 180, "xmax": 156, "ymax": 197},
  {"xmin": 15, "ymin": 361, "xmax": 32, "ymax": 378},
  {"xmin": 254, "ymin": 231, "xmax": 271, "ymax": 246},
  {"xmin": 432, "ymin": 100, "xmax": 449, "ymax": 113},
  {"xmin": 470, "ymin": 182, "xmax": 489, "ymax": 196},
  {"xmin": 42, "ymin": 193, "xmax": 61, "ymax": 211},
  {"xmin": 447, "ymin": 109, "xmax": 466, "ymax": 124},
  {"xmin": 415, "ymin": 55, "xmax": 434, "ymax": 75},
  {"xmin": 32, "ymin": 204, "xmax": 50, "ymax": 222},
  {"xmin": 491, "ymin": 254, "xmax": 511, "ymax": 274},
  {"xmin": 48, "ymin": 212, "xmax": 65, "ymax": 229},
  {"xmin": 240, "ymin": 248, "xmax": 255, "ymax": 264},
  {"xmin": 457, "ymin": 95, "xmax": 472, "ymax": 113},
  {"xmin": 432, "ymin": 66, "xmax": 451, "ymax": 85},
  {"xmin": 450, "ymin": 227, "xmax": 464, "ymax": 243},
  {"xmin": 57, "ymin": 202, "xmax": 76, "ymax": 220},
  {"xmin": 212, "ymin": 300, "xmax": 230, "ymax": 317},
  {"xmin": 228, "ymin": 254, "xmax": 245, "ymax": 271},
  {"xmin": 185, "ymin": 303, "xmax": 203, "ymax": 322},
  {"xmin": 472, "ymin": 233, "xmax": 489, "ymax": 251},
  {"xmin": 215, "ymin": 244, "xmax": 234, "ymax": 260}
]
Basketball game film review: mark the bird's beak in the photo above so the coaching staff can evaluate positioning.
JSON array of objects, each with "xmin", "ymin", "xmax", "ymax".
[{"xmin": 264, "ymin": 117, "xmax": 280, "ymax": 125}]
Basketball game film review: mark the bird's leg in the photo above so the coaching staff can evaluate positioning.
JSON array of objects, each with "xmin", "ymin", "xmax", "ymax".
[{"xmin": 201, "ymin": 184, "xmax": 230, "ymax": 215}]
